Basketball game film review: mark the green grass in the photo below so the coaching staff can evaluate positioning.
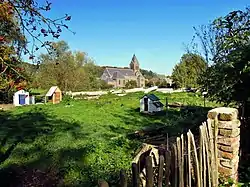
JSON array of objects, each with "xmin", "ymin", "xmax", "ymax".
[{"xmin": 0, "ymin": 92, "xmax": 221, "ymax": 186}]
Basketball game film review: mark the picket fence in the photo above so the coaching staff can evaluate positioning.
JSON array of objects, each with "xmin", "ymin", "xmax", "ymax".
[{"xmin": 98, "ymin": 118, "xmax": 219, "ymax": 187}]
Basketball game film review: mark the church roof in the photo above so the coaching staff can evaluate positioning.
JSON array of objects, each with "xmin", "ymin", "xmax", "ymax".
[
  {"xmin": 112, "ymin": 71, "xmax": 125, "ymax": 79},
  {"xmin": 100, "ymin": 54, "xmax": 144, "ymax": 82},
  {"xmin": 130, "ymin": 54, "xmax": 139, "ymax": 65},
  {"xmin": 106, "ymin": 67, "xmax": 135, "ymax": 77}
]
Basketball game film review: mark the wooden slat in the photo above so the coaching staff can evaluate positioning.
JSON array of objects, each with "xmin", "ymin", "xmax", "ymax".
[
  {"xmin": 199, "ymin": 125, "xmax": 203, "ymax": 187},
  {"xmin": 214, "ymin": 118, "xmax": 219, "ymax": 186},
  {"xmin": 181, "ymin": 134, "xmax": 184, "ymax": 187},
  {"xmin": 203, "ymin": 122, "xmax": 211, "ymax": 187},
  {"xmin": 172, "ymin": 144, "xmax": 178, "ymax": 187},
  {"xmin": 184, "ymin": 135, "xmax": 188, "ymax": 187},
  {"xmin": 207, "ymin": 119, "xmax": 215, "ymax": 186},
  {"xmin": 146, "ymin": 156, "xmax": 153, "ymax": 187},
  {"xmin": 132, "ymin": 163, "xmax": 140, "ymax": 187},
  {"xmin": 158, "ymin": 155, "xmax": 164, "ymax": 187},
  {"xmin": 187, "ymin": 131, "xmax": 192, "ymax": 187},
  {"xmin": 120, "ymin": 170, "xmax": 127, "ymax": 187},
  {"xmin": 177, "ymin": 137, "xmax": 181, "ymax": 187},
  {"xmin": 189, "ymin": 130, "xmax": 201, "ymax": 187},
  {"xmin": 202, "ymin": 124, "xmax": 207, "ymax": 187},
  {"xmin": 165, "ymin": 150, "xmax": 171, "ymax": 187},
  {"xmin": 199, "ymin": 125, "xmax": 206, "ymax": 187}
]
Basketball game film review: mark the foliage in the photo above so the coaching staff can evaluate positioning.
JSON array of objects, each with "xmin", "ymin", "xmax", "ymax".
[
  {"xmin": 99, "ymin": 80, "xmax": 113, "ymax": 90},
  {"xmin": 0, "ymin": 2, "xmax": 27, "ymax": 102},
  {"xmin": 172, "ymin": 53, "xmax": 207, "ymax": 88},
  {"xmin": 83, "ymin": 62, "xmax": 104, "ymax": 90},
  {"xmin": 0, "ymin": 0, "xmax": 71, "ymax": 102},
  {"xmin": 219, "ymin": 177, "xmax": 250, "ymax": 187},
  {"xmin": 125, "ymin": 80, "xmax": 137, "ymax": 89},
  {"xmin": 0, "ymin": 92, "xmax": 220, "ymax": 186},
  {"xmin": 192, "ymin": 8, "xmax": 250, "ymax": 104},
  {"xmin": 145, "ymin": 79, "xmax": 154, "ymax": 87},
  {"xmin": 33, "ymin": 41, "xmax": 105, "ymax": 92},
  {"xmin": 1, "ymin": 0, "xmax": 72, "ymax": 58},
  {"xmin": 140, "ymin": 69, "xmax": 158, "ymax": 79}
]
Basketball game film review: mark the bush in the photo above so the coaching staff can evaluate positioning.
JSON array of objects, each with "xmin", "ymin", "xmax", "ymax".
[
  {"xmin": 62, "ymin": 94, "xmax": 73, "ymax": 103},
  {"xmin": 0, "ymin": 90, "xmax": 14, "ymax": 104},
  {"xmin": 145, "ymin": 80, "xmax": 154, "ymax": 87},
  {"xmin": 100, "ymin": 80, "xmax": 113, "ymax": 90},
  {"xmin": 125, "ymin": 80, "xmax": 137, "ymax": 89}
]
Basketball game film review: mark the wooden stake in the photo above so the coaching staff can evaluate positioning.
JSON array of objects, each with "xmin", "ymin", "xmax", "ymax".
[
  {"xmin": 158, "ymin": 155, "xmax": 164, "ymax": 187},
  {"xmin": 177, "ymin": 137, "xmax": 181, "ymax": 187},
  {"xmin": 146, "ymin": 156, "xmax": 153, "ymax": 187},
  {"xmin": 165, "ymin": 150, "xmax": 171, "ymax": 187},
  {"xmin": 199, "ymin": 126, "xmax": 203, "ymax": 187},
  {"xmin": 120, "ymin": 170, "xmax": 127, "ymax": 187},
  {"xmin": 132, "ymin": 163, "xmax": 140, "ymax": 187},
  {"xmin": 187, "ymin": 131, "xmax": 192, "ymax": 187},
  {"xmin": 189, "ymin": 130, "xmax": 201, "ymax": 187}
]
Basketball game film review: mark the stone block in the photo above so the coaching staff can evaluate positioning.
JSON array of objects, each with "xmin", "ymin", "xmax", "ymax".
[
  {"xmin": 218, "ymin": 166, "xmax": 233, "ymax": 177},
  {"xmin": 217, "ymin": 136, "xmax": 240, "ymax": 146},
  {"xmin": 220, "ymin": 158, "xmax": 233, "ymax": 169},
  {"xmin": 216, "ymin": 120, "xmax": 240, "ymax": 129},
  {"xmin": 207, "ymin": 107, "xmax": 238, "ymax": 121},
  {"xmin": 219, "ymin": 128, "xmax": 240, "ymax": 137},
  {"xmin": 217, "ymin": 144, "xmax": 239, "ymax": 153},
  {"xmin": 218, "ymin": 149, "xmax": 239, "ymax": 160},
  {"xmin": 207, "ymin": 107, "xmax": 240, "ymax": 183}
]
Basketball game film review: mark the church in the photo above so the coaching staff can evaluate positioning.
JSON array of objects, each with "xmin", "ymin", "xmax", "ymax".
[{"xmin": 100, "ymin": 54, "xmax": 145, "ymax": 88}]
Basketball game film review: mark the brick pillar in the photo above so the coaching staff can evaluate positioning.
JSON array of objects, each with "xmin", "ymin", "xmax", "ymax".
[{"xmin": 207, "ymin": 107, "xmax": 240, "ymax": 182}]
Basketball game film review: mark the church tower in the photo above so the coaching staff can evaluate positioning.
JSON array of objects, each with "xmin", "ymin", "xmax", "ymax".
[{"xmin": 129, "ymin": 54, "xmax": 140, "ymax": 72}]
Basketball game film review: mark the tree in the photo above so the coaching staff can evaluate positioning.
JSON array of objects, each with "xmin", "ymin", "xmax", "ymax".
[
  {"xmin": 125, "ymin": 80, "xmax": 137, "ymax": 89},
  {"xmin": 0, "ymin": 0, "xmax": 72, "ymax": 102},
  {"xmin": 35, "ymin": 41, "xmax": 106, "ymax": 92},
  {"xmin": 37, "ymin": 41, "xmax": 90, "ymax": 91},
  {"xmin": 83, "ymin": 62, "xmax": 104, "ymax": 90},
  {"xmin": 145, "ymin": 79, "xmax": 154, "ymax": 87},
  {"xmin": 172, "ymin": 53, "xmax": 206, "ymax": 88},
  {"xmin": 1, "ymin": 0, "xmax": 72, "ymax": 57},
  {"xmin": 140, "ymin": 69, "xmax": 158, "ymax": 79},
  {"xmin": 192, "ymin": 8, "xmax": 250, "ymax": 104}
]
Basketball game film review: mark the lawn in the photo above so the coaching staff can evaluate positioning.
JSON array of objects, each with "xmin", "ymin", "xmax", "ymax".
[{"xmin": 0, "ymin": 92, "xmax": 221, "ymax": 186}]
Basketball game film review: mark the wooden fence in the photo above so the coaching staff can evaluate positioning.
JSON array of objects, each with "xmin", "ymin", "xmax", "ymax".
[{"xmin": 98, "ymin": 118, "xmax": 219, "ymax": 187}]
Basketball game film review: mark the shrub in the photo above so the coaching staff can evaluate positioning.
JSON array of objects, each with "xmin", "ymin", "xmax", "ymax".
[{"xmin": 125, "ymin": 80, "xmax": 137, "ymax": 89}]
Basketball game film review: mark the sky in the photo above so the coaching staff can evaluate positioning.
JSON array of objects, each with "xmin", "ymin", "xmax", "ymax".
[{"xmin": 31, "ymin": 0, "xmax": 249, "ymax": 75}]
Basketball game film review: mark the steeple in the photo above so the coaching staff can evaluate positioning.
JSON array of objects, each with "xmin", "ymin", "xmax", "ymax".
[{"xmin": 130, "ymin": 54, "xmax": 140, "ymax": 72}]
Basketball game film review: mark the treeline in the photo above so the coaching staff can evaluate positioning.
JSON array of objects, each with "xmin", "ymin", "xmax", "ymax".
[
  {"xmin": 24, "ymin": 41, "xmax": 112, "ymax": 92},
  {"xmin": 23, "ymin": 40, "xmax": 167, "ymax": 92}
]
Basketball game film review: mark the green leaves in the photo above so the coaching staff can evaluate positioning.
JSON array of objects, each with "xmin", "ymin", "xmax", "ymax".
[
  {"xmin": 172, "ymin": 53, "xmax": 206, "ymax": 88},
  {"xmin": 194, "ymin": 7, "xmax": 250, "ymax": 104}
]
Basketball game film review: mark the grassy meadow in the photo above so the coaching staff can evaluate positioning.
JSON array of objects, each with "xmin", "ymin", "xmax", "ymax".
[{"xmin": 0, "ymin": 92, "xmax": 221, "ymax": 186}]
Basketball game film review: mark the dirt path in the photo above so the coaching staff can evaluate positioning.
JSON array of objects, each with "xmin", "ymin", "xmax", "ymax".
[{"xmin": 0, "ymin": 104, "xmax": 15, "ymax": 111}]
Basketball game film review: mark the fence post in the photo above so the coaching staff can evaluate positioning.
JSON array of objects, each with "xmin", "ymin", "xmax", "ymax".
[{"xmin": 207, "ymin": 107, "xmax": 240, "ymax": 183}]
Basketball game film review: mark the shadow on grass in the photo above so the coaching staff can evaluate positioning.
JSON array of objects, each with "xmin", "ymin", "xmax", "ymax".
[
  {"xmin": 0, "ymin": 104, "xmax": 215, "ymax": 187},
  {"xmin": 112, "ymin": 105, "xmax": 213, "ymax": 143},
  {"xmin": 0, "ymin": 107, "xmax": 95, "ymax": 187}
]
